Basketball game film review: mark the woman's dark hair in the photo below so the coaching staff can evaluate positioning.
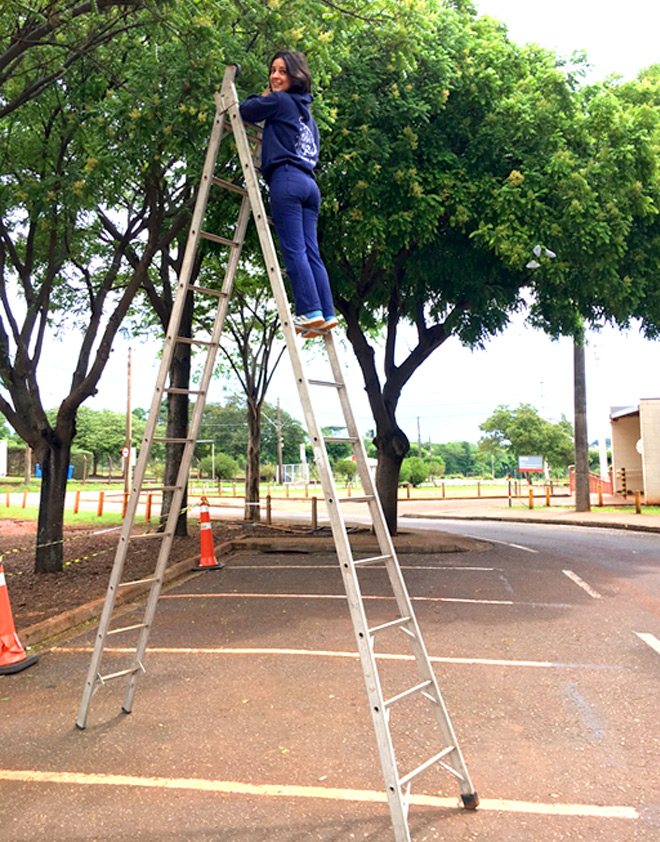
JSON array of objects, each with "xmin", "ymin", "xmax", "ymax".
[{"xmin": 270, "ymin": 50, "xmax": 312, "ymax": 94}]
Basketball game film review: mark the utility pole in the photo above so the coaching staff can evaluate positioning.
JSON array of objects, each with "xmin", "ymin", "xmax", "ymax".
[
  {"xmin": 276, "ymin": 397, "xmax": 284, "ymax": 485},
  {"xmin": 125, "ymin": 347, "xmax": 132, "ymax": 495},
  {"xmin": 417, "ymin": 416, "xmax": 422, "ymax": 458},
  {"xmin": 573, "ymin": 332, "xmax": 591, "ymax": 512}
]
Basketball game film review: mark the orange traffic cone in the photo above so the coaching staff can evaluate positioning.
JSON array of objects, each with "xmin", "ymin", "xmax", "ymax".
[
  {"xmin": 0, "ymin": 563, "xmax": 38, "ymax": 675},
  {"xmin": 193, "ymin": 497, "xmax": 225, "ymax": 571}
]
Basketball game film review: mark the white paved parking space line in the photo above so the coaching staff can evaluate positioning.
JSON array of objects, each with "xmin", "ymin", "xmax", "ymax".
[
  {"xmin": 636, "ymin": 631, "xmax": 660, "ymax": 656},
  {"xmin": 160, "ymin": 592, "xmax": 571, "ymax": 608},
  {"xmin": 0, "ymin": 769, "xmax": 639, "ymax": 819},
  {"xmin": 231, "ymin": 564, "xmax": 500, "ymax": 571},
  {"xmin": 56, "ymin": 646, "xmax": 623, "ymax": 671},
  {"xmin": 562, "ymin": 569, "xmax": 602, "ymax": 599},
  {"xmin": 472, "ymin": 536, "xmax": 539, "ymax": 554}
]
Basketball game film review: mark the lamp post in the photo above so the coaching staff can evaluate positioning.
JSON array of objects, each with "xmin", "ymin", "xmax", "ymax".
[{"xmin": 526, "ymin": 246, "xmax": 590, "ymax": 513}]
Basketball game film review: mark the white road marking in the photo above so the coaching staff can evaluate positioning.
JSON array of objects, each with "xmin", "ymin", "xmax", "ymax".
[
  {"xmin": 232, "ymin": 564, "xmax": 499, "ymax": 571},
  {"xmin": 636, "ymin": 632, "xmax": 660, "ymax": 656},
  {"xmin": 160, "ymin": 592, "xmax": 571, "ymax": 608},
  {"xmin": 472, "ymin": 535, "xmax": 539, "ymax": 554},
  {"xmin": 562, "ymin": 570, "xmax": 602, "ymax": 599},
  {"xmin": 0, "ymin": 769, "xmax": 638, "ymax": 819},
  {"xmin": 54, "ymin": 645, "xmax": 619, "ymax": 670}
]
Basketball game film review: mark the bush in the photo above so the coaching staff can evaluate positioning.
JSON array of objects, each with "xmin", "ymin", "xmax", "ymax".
[
  {"xmin": 400, "ymin": 456, "xmax": 428, "ymax": 487},
  {"xmin": 199, "ymin": 452, "xmax": 238, "ymax": 479},
  {"xmin": 261, "ymin": 462, "xmax": 277, "ymax": 482},
  {"xmin": 334, "ymin": 458, "xmax": 358, "ymax": 483}
]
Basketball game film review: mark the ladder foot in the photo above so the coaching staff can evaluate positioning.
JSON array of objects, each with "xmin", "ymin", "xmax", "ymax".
[
  {"xmin": 461, "ymin": 791, "xmax": 479, "ymax": 810},
  {"xmin": 75, "ymin": 722, "xmax": 86, "ymax": 731},
  {"xmin": 121, "ymin": 707, "xmax": 132, "ymax": 716}
]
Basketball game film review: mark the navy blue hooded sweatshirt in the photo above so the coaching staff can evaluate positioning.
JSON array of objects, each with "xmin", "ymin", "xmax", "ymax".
[{"xmin": 239, "ymin": 91, "xmax": 320, "ymax": 184}]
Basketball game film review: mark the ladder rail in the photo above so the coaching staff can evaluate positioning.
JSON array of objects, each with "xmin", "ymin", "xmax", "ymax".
[{"xmin": 322, "ymin": 333, "xmax": 476, "ymax": 796}]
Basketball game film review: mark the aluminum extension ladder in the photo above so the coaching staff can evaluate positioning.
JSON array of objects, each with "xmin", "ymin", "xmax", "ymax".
[{"xmin": 76, "ymin": 64, "xmax": 478, "ymax": 841}]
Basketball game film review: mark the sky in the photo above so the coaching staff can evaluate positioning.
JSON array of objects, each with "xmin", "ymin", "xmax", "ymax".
[{"xmin": 35, "ymin": 0, "xmax": 660, "ymax": 447}]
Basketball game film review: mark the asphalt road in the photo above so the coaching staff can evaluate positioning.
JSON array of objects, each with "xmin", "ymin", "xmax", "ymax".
[{"xmin": 1, "ymin": 516, "xmax": 659, "ymax": 841}]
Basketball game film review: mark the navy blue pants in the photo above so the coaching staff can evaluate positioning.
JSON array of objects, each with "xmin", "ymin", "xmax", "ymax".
[{"xmin": 269, "ymin": 164, "xmax": 335, "ymax": 319}]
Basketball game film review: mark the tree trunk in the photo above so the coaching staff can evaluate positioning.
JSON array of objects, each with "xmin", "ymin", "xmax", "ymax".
[
  {"xmin": 160, "ymin": 293, "xmax": 192, "ymax": 536},
  {"xmin": 35, "ymin": 439, "xmax": 72, "ymax": 573},
  {"xmin": 374, "ymin": 423, "xmax": 410, "ymax": 535},
  {"xmin": 24, "ymin": 446, "xmax": 31, "ymax": 485},
  {"xmin": 573, "ymin": 335, "xmax": 591, "ymax": 513},
  {"xmin": 244, "ymin": 398, "xmax": 261, "ymax": 522}
]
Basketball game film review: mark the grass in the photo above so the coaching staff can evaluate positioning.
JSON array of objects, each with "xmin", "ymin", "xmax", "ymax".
[{"xmin": 0, "ymin": 505, "xmax": 142, "ymax": 526}]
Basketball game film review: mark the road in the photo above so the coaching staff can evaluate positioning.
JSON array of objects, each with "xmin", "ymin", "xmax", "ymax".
[{"xmin": 1, "ymin": 513, "xmax": 659, "ymax": 840}]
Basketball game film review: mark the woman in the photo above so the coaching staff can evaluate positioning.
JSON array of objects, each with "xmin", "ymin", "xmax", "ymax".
[{"xmin": 239, "ymin": 51, "xmax": 337, "ymax": 337}]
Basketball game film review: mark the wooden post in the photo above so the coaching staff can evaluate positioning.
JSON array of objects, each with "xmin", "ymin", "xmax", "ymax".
[
  {"xmin": 635, "ymin": 490, "xmax": 642, "ymax": 514},
  {"xmin": 305, "ymin": 482, "xmax": 309, "ymax": 498},
  {"xmin": 22, "ymin": 488, "xmax": 27, "ymax": 508},
  {"xmin": 145, "ymin": 492, "xmax": 152, "ymax": 522},
  {"xmin": 597, "ymin": 483, "xmax": 603, "ymax": 507},
  {"xmin": 266, "ymin": 494, "xmax": 272, "ymax": 525},
  {"xmin": 442, "ymin": 481, "xmax": 445, "ymax": 498},
  {"xmin": 528, "ymin": 487, "xmax": 534, "ymax": 510},
  {"xmin": 311, "ymin": 496, "xmax": 318, "ymax": 530},
  {"xmin": 97, "ymin": 491, "xmax": 104, "ymax": 517},
  {"xmin": 508, "ymin": 480, "xmax": 512, "ymax": 508},
  {"xmin": 477, "ymin": 481, "xmax": 481, "ymax": 498},
  {"xmin": 232, "ymin": 481, "xmax": 236, "ymax": 497},
  {"xmin": 74, "ymin": 489, "xmax": 80, "ymax": 515},
  {"xmin": 6, "ymin": 490, "xmax": 10, "ymax": 508},
  {"xmin": 347, "ymin": 484, "xmax": 352, "ymax": 498},
  {"xmin": 407, "ymin": 483, "xmax": 411, "ymax": 499},
  {"xmin": 545, "ymin": 486, "xmax": 550, "ymax": 507},
  {"xmin": 285, "ymin": 484, "xmax": 289, "ymax": 498}
]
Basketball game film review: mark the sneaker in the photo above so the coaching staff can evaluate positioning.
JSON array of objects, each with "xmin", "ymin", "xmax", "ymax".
[
  {"xmin": 320, "ymin": 316, "xmax": 338, "ymax": 331},
  {"xmin": 293, "ymin": 310, "xmax": 324, "ymax": 333}
]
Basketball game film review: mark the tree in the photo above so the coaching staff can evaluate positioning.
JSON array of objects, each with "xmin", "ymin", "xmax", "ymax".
[
  {"xmin": 71, "ymin": 407, "xmax": 149, "ymax": 474},
  {"xmin": 479, "ymin": 403, "xmax": 574, "ymax": 474},
  {"xmin": 319, "ymin": 6, "xmax": 660, "ymax": 532}
]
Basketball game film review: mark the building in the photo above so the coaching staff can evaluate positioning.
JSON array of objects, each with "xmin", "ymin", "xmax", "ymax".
[{"xmin": 610, "ymin": 398, "xmax": 660, "ymax": 503}]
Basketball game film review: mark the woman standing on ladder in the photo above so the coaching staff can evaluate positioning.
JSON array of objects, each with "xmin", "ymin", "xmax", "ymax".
[{"xmin": 240, "ymin": 51, "xmax": 337, "ymax": 338}]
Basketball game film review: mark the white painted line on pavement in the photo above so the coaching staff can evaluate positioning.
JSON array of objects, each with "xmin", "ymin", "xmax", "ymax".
[
  {"xmin": 160, "ymin": 592, "xmax": 571, "ymax": 608},
  {"xmin": 636, "ymin": 632, "xmax": 660, "ymax": 656},
  {"xmin": 55, "ymin": 645, "xmax": 621, "ymax": 671},
  {"xmin": 474, "ymin": 536, "xmax": 539, "ymax": 554},
  {"xmin": 562, "ymin": 570, "xmax": 602, "ymax": 599},
  {"xmin": 0, "ymin": 769, "xmax": 638, "ymax": 819},
  {"xmin": 232, "ymin": 564, "xmax": 499, "ymax": 572}
]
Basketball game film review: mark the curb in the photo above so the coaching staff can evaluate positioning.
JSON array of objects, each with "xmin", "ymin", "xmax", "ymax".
[
  {"xmin": 20, "ymin": 538, "xmax": 241, "ymax": 649},
  {"xmin": 402, "ymin": 512, "xmax": 660, "ymax": 534}
]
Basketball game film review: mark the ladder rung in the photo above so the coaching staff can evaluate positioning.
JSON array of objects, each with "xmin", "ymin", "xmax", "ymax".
[
  {"xmin": 187, "ymin": 284, "xmax": 229, "ymax": 299},
  {"xmin": 324, "ymin": 436, "xmax": 358, "ymax": 444},
  {"xmin": 308, "ymin": 379, "xmax": 343, "ymax": 388},
  {"xmin": 211, "ymin": 176, "xmax": 248, "ymax": 196},
  {"xmin": 398, "ymin": 746, "xmax": 456, "ymax": 789},
  {"xmin": 368, "ymin": 616, "xmax": 411, "ymax": 637},
  {"xmin": 338, "ymin": 495, "xmax": 375, "ymax": 503},
  {"xmin": 129, "ymin": 531, "xmax": 173, "ymax": 540},
  {"xmin": 117, "ymin": 577, "xmax": 158, "ymax": 589},
  {"xmin": 200, "ymin": 230, "xmax": 241, "ymax": 248},
  {"xmin": 353, "ymin": 554, "xmax": 392, "ymax": 567},
  {"xmin": 152, "ymin": 437, "xmax": 194, "ymax": 444},
  {"xmin": 107, "ymin": 623, "xmax": 148, "ymax": 636},
  {"xmin": 98, "ymin": 665, "xmax": 143, "ymax": 684},
  {"xmin": 165, "ymin": 387, "xmax": 204, "ymax": 395},
  {"xmin": 176, "ymin": 337, "xmax": 218, "ymax": 348},
  {"xmin": 383, "ymin": 679, "xmax": 433, "ymax": 710}
]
